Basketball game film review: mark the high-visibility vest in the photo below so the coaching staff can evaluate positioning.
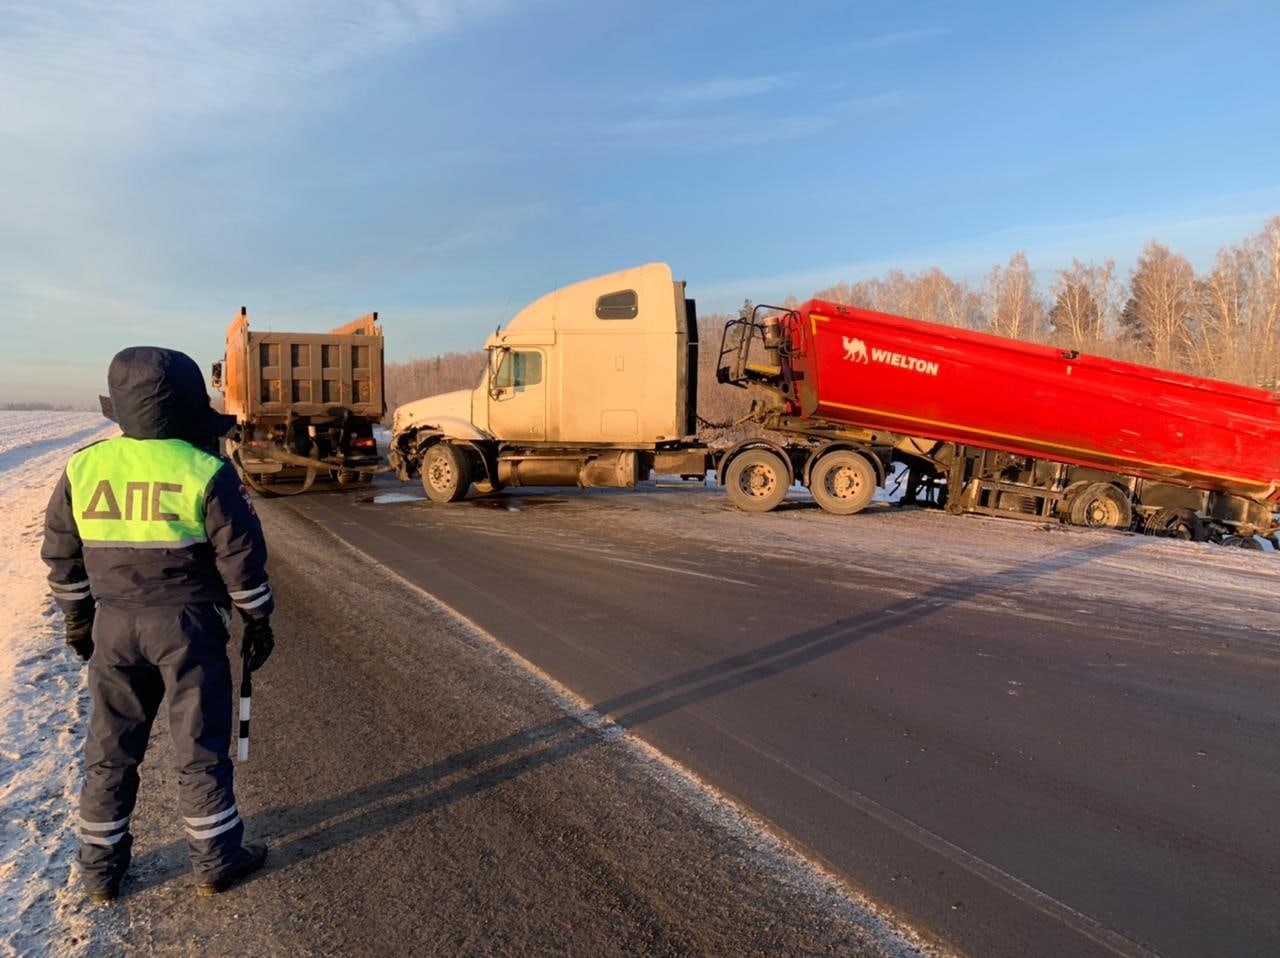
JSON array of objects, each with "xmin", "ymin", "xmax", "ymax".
[{"xmin": 67, "ymin": 437, "xmax": 224, "ymax": 548}]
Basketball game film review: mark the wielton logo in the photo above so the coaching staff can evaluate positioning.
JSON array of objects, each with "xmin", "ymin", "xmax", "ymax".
[
  {"xmin": 842, "ymin": 336, "xmax": 869, "ymax": 363},
  {"xmin": 842, "ymin": 336, "xmax": 939, "ymax": 376}
]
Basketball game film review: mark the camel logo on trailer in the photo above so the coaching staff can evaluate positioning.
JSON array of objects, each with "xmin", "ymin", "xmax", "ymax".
[
  {"xmin": 843, "ymin": 336, "xmax": 940, "ymax": 376},
  {"xmin": 842, "ymin": 336, "xmax": 869, "ymax": 363}
]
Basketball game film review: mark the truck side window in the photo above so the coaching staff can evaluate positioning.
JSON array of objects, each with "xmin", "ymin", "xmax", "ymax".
[
  {"xmin": 495, "ymin": 350, "xmax": 543, "ymax": 388},
  {"xmin": 596, "ymin": 289, "xmax": 638, "ymax": 320}
]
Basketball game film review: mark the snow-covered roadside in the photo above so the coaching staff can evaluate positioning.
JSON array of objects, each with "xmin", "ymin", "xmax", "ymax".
[{"xmin": 1, "ymin": 412, "xmax": 118, "ymax": 958}]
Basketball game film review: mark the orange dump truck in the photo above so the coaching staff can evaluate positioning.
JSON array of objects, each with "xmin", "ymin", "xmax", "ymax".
[{"xmin": 212, "ymin": 308, "xmax": 386, "ymax": 494}]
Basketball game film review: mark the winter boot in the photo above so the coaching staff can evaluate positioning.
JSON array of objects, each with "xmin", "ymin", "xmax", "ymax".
[
  {"xmin": 87, "ymin": 885, "xmax": 119, "ymax": 905},
  {"xmin": 195, "ymin": 841, "xmax": 268, "ymax": 897}
]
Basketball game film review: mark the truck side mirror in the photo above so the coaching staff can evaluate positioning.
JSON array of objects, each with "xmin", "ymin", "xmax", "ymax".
[
  {"xmin": 488, "ymin": 347, "xmax": 512, "ymax": 399},
  {"xmin": 210, "ymin": 361, "xmax": 223, "ymax": 390}
]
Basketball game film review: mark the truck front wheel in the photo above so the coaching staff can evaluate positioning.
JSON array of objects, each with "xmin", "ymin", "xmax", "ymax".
[
  {"xmin": 725, "ymin": 448, "xmax": 789, "ymax": 512},
  {"xmin": 810, "ymin": 451, "xmax": 877, "ymax": 515},
  {"xmin": 421, "ymin": 443, "xmax": 471, "ymax": 503}
]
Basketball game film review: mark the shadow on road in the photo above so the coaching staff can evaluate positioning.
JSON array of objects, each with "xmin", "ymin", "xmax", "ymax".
[{"xmin": 129, "ymin": 535, "xmax": 1137, "ymax": 891}]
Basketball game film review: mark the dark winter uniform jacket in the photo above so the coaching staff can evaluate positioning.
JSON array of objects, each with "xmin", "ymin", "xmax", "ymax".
[{"xmin": 42, "ymin": 347, "xmax": 273, "ymax": 620}]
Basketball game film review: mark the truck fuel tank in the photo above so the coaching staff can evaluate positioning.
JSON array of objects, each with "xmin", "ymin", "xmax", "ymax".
[{"xmin": 498, "ymin": 450, "xmax": 638, "ymax": 488}]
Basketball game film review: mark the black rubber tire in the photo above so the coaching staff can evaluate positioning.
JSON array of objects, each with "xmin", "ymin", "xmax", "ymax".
[
  {"xmin": 421, "ymin": 443, "xmax": 471, "ymax": 503},
  {"xmin": 724, "ymin": 448, "xmax": 789, "ymax": 513},
  {"xmin": 809, "ymin": 450, "xmax": 877, "ymax": 516},
  {"xmin": 1144, "ymin": 507, "xmax": 1207, "ymax": 541},
  {"xmin": 1222, "ymin": 534, "xmax": 1266, "ymax": 550},
  {"xmin": 1067, "ymin": 482, "xmax": 1132, "ymax": 529}
]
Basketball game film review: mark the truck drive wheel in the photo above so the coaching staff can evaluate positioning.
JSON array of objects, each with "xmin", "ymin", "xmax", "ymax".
[
  {"xmin": 421, "ymin": 443, "xmax": 471, "ymax": 503},
  {"xmin": 1067, "ymin": 482, "xmax": 1132, "ymax": 530},
  {"xmin": 809, "ymin": 451, "xmax": 877, "ymax": 515},
  {"xmin": 725, "ymin": 448, "xmax": 789, "ymax": 512}
]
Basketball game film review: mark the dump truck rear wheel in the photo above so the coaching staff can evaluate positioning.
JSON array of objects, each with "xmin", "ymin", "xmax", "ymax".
[
  {"xmin": 809, "ymin": 451, "xmax": 876, "ymax": 515},
  {"xmin": 1067, "ymin": 482, "xmax": 1132, "ymax": 530},
  {"xmin": 421, "ymin": 443, "xmax": 471, "ymax": 503},
  {"xmin": 725, "ymin": 448, "xmax": 789, "ymax": 512}
]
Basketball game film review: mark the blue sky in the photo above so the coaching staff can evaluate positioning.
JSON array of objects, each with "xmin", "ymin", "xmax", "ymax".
[{"xmin": 2, "ymin": 0, "xmax": 1279, "ymax": 404}]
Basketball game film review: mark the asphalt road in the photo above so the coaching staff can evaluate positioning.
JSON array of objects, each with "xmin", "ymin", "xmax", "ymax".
[
  {"xmin": 279, "ymin": 479, "xmax": 1280, "ymax": 958},
  {"xmin": 72, "ymin": 494, "xmax": 927, "ymax": 958}
]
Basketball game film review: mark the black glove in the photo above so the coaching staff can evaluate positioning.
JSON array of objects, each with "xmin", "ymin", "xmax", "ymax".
[
  {"xmin": 241, "ymin": 617, "xmax": 275, "ymax": 672},
  {"xmin": 65, "ymin": 607, "xmax": 95, "ymax": 662}
]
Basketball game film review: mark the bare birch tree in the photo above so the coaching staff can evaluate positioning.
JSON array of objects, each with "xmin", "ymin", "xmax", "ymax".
[
  {"xmin": 1242, "ymin": 215, "xmax": 1280, "ymax": 388},
  {"xmin": 1122, "ymin": 241, "xmax": 1197, "ymax": 370},
  {"xmin": 984, "ymin": 251, "xmax": 1045, "ymax": 341},
  {"xmin": 1196, "ymin": 246, "xmax": 1249, "ymax": 381},
  {"xmin": 1048, "ymin": 258, "xmax": 1116, "ymax": 349},
  {"xmin": 815, "ymin": 267, "xmax": 981, "ymax": 328}
]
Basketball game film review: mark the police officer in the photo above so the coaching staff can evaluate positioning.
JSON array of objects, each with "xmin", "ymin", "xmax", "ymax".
[{"xmin": 43, "ymin": 346, "xmax": 275, "ymax": 903}]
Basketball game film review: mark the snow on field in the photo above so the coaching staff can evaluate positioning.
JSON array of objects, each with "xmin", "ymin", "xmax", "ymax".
[{"xmin": 1, "ymin": 411, "xmax": 117, "ymax": 958}]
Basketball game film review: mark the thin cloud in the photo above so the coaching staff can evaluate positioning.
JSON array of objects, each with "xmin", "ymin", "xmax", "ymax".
[
  {"xmin": 648, "ymin": 74, "xmax": 792, "ymax": 106},
  {"xmin": 0, "ymin": 1, "xmax": 510, "ymax": 139},
  {"xmin": 607, "ymin": 112, "xmax": 833, "ymax": 150},
  {"xmin": 606, "ymin": 91, "xmax": 903, "ymax": 152},
  {"xmin": 848, "ymin": 26, "xmax": 950, "ymax": 51}
]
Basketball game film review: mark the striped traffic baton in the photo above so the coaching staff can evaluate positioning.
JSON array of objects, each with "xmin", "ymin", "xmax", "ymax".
[{"xmin": 238, "ymin": 639, "xmax": 252, "ymax": 761}]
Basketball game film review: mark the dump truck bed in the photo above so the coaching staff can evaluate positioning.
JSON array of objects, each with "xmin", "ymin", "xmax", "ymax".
[
  {"xmin": 222, "ymin": 311, "xmax": 384, "ymax": 423},
  {"xmin": 786, "ymin": 300, "xmax": 1280, "ymax": 504}
]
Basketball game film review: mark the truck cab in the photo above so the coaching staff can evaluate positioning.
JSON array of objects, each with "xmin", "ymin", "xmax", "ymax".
[{"xmin": 390, "ymin": 263, "xmax": 702, "ymax": 500}]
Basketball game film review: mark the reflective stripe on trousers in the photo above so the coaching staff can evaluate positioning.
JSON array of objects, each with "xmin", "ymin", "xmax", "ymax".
[{"xmin": 78, "ymin": 601, "xmax": 245, "ymax": 885}]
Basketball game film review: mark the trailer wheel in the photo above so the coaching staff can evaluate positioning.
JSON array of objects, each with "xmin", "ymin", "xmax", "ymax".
[
  {"xmin": 1067, "ymin": 482, "xmax": 1132, "ymax": 530},
  {"xmin": 1222, "ymin": 534, "xmax": 1269, "ymax": 551},
  {"xmin": 421, "ymin": 443, "xmax": 471, "ymax": 503},
  {"xmin": 809, "ymin": 451, "xmax": 877, "ymax": 516},
  {"xmin": 1144, "ymin": 507, "xmax": 1206, "ymax": 541},
  {"xmin": 725, "ymin": 448, "xmax": 789, "ymax": 512}
]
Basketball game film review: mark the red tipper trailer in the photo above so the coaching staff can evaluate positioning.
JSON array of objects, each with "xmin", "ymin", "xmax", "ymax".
[
  {"xmin": 716, "ymin": 297, "xmax": 1279, "ymax": 542},
  {"xmin": 782, "ymin": 301, "xmax": 1280, "ymax": 505}
]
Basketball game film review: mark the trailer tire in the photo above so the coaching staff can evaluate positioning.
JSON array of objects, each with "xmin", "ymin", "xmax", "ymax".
[
  {"xmin": 1144, "ymin": 507, "xmax": 1207, "ymax": 541},
  {"xmin": 1067, "ymin": 482, "xmax": 1132, "ymax": 530},
  {"xmin": 1222, "ymin": 534, "xmax": 1269, "ymax": 551},
  {"xmin": 421, "ymin": 443, "xmax": 471, "ymax": 503},
  {"xmin": 725, "ymin": 448, "xmax": 789, "ymax": 513},
  {"xmin": 809, "ymin": 451, "xmax": 877, "ymax": 515}
]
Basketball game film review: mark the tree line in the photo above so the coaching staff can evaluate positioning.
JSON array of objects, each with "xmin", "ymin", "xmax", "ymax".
[
  {"xmin": 808, "ymin": 215, "xmax": 1280, "ymax": 389},
  {"xmin": 386, "ymin": 215, "xmax": 1280, "ymax": 435}
]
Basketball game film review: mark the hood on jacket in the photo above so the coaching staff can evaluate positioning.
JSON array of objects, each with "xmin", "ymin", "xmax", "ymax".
[{"xmin": 107, "ymin": 346, "xmax": 235, "ymax": 443}]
